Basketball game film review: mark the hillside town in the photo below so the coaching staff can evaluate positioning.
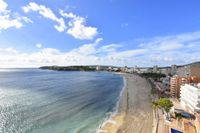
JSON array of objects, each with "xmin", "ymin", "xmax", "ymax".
[
  {"xmin": 40, "ymin": 62, "xmax": 200, "ymax": 133},
  {"xmin": 95, "ymin": 62, "xmax": 200, "ymax": 133}
]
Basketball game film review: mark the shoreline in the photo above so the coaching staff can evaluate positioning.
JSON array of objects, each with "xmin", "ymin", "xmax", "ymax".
[
  {"xmin": 98, "ymin": 73, "xmax": 153, "ymax": 133},
  {"xmin": 96, "ymin": 73, "xmax": 126, "ymax": 133}
]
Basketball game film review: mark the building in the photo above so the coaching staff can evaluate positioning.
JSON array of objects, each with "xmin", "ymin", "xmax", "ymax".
[
  {"xmin": 177, "ymin": 65, "xmax": 200, "ymax": 77},
  {"xmin": 170, "ymin": 76, "xmax": 181, "ymax": 98},
  {"xmin": 133, "ymin": 66, "xmax": 140, "ymax": 73},
  {"xmin": 180, "ymin": 83, "xmax": 200, "ymax": 113},
  {"xmin": 138, "ymin": 68, "xmax": 148, "ymax": 73},
  {"xmin": 147, "ymin": 68, "xmax": 153, "ymax": 73},
  {"xmin": 96, "ymin": 66, "xmax": 102, "ymax": 71},
  {"xmin": 170, "ymin": 76, "xmax": 200, "ymax": 98},
  {"xmin": 162, "ymin": 76, "xmax": 170, "ymax": 89},
  {"xmin": 120, "ymin": 66, "xmax": 127, "ymax": 73},
  {"xmin": 126, "ymin": 68, "xmax": 134, "ymax": 73},
  {"xmin": 153, "ymin": 65, "xmax": 159, "ymax": 73},
  {"xmin": 171, "ymin": 65, "xmax": 177, "ymax": 75},
  {"xmin": 96, "ymin": 66, "xmax": 109, "ymax": 71},
  {"xmin": 160, "ymin": 67, "xmax": 171, "ymax": 76}
]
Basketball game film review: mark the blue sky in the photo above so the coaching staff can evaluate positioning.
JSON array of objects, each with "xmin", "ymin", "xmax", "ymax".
[{"xmin": 0, "ymin": 0, "xmax": 200, "ymax": 67}]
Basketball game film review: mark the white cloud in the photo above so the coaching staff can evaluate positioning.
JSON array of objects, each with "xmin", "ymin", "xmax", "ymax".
[
  {"xmin": 20, "ymin": 16, "xmax": 33, "ymax": 23},
  {"xmin": 22, "ymin": 3, "xmax": 98, "ymax": 40},
  {"xmin": 67, "ymin": 19, "xmax": 98, "ymax": 40},
  {"xmin": 1, "ymin": 31, "xmax": 200, "ymax": 68},
  {"xmin": 22, "ymin": 2, "xmax": 67, "ymax": 32},
  {"xmin": 136, "ymin": 31, "xmax": 200, "ymax": 66},
  {"xmin": 0, "ymin": 15, "xmax": 23, "ymax": 30},
  {"xmin": 158, "ymin": 42, "xmax": 183, "ymax": 51},
  {"xmin": 0, "ymin": 48, "xmax": 19, "ymax": 54},
  {"xmin": 98, "ymin": 44, "xmax": 122, "ymax": 53},
  {"xmin": 0, "ymin": 0, "xmax": 8, "ymax": 12},
  {"xmin": 95, "ymin": 38, "xmax": 103, "ymax": 44},
  {"xmin": 36, "ymin": 43, "xmax": 42, "ymax": 48},
  {"xmin": 60, "ymin": 10, "xmax": 98, "ymax": 40},
  {"xmin": 108, "ymin": 49, "xmax": 147, "ymax": 58},
  {"xmin": 0, "ymin": 0, "xmax": 32, "ymax": 31},
  {"xmin": 0, "ymin": 38, "xmax": 143, "ymax": 68},
  {"xmin": 71, "ymin": 38, "xmax": 102, "ymax": 55}
]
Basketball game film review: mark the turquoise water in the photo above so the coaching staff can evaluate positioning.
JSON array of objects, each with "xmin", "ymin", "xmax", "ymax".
[{"xmin": 0, "ymin": 69, "xmax": 124, "ymax": 133}]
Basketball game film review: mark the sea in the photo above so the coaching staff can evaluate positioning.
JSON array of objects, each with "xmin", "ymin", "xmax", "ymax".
[{"xmin": 0, "ymin": 68, "xmax": 124, "ymax": 133}]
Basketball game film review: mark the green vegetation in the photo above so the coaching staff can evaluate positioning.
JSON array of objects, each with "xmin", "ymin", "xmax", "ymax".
[
  {"xmin": 141, "ymin": 72, "xmax": 166, "ymax": 81},
  {"xmin": 153, "ymin": 98, "xmax": 173, "ymax": 120},
  {"xmin": 40, "ymin": 66, "xmax": 96, "ymax": 71},
  {"xmin": 175, "ymin": 112, "xmax": 182, "ymax": 120},
  {"xmin": 175, "ymin": 112, "xmax": 183, "ymax": 127},
  {"xmin": 154, "ymin": 98, "xmax": 173, "ymax": 113}
]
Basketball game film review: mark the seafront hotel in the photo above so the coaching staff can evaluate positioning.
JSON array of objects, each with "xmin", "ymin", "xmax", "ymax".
[{"xmin": 180, "ymin": 84, "xmax": 200, "ymax": 113}]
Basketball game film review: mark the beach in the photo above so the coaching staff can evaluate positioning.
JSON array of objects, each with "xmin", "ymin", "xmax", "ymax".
[{"xmin": 99, "ymin": 74, "xmax": 153, "ymax": 133}]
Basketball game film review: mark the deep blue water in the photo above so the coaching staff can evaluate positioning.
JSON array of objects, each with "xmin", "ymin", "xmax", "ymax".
[
  {"xmin": 0, "ymin": 69, "xmax": 124, "ymax": 133},
  {"xmin": 171, "ymin": 128, "xmax": 183, "ymax": 133}
]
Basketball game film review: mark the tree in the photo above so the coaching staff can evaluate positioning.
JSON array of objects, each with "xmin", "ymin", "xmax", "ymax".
[
  {"xmin": 154, "ymin": 98, "xmax": 173, "ymax": 120},
  {"xmin": 158, "ymin": 98, "xmax": 173, "ymax": 113},
  {"xmin": 175, "ymin": 113, "xmax": 183, "ymax": 127}
]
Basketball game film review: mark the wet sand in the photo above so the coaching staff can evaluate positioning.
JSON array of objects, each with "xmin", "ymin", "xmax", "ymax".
[{"xmin": 99, "ymin": 74, "xmax": 153, "ymax": 133}]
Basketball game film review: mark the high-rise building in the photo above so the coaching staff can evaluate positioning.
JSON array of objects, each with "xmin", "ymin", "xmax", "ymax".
[
  {"xmin": 171, "ymin": 65, "xmax": 177, "ymax": 75},
  {"xmin": 170, "ymin": 76, "xmax": 181, "ymax": 98},
  {"xmin": 170, "ymin": 76, "xmax": 200, "ymax": 98},
  {"xmin": 180, "ymin": 83, "xmax": 200, "ymax": 113}
]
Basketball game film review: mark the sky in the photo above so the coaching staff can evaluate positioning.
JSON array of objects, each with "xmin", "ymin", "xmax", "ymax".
[{"xmin": 0, "ymin": 0, "xmax": 200, "ymax": 68}]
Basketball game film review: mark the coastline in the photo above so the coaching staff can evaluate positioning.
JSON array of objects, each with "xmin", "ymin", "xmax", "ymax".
[
  {"xmin": 96, "ymin": 73, "xmax": 126, "ymax": 133},
  {"xmin": 98, "ymin": 73, "xmax": 153, "ymax": 133}
]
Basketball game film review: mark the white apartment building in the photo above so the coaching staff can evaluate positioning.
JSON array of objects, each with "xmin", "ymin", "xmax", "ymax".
[{"xmin": 180, "ymin": 83, "xmax": 200, "ymax": 113}]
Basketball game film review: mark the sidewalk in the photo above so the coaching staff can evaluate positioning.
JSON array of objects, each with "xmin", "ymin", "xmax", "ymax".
[{"xmin": 152, "ymin": 108, "xmax": 169, "ymax": 133}]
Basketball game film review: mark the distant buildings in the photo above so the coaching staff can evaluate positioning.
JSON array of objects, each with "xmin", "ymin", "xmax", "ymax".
[
  {"xmin": 160, "ymin": 67, "xmax": 171, "ymax": 76},
  {"xmin": 171, "ymin": 65, "xmax": 177, "ymax": 75},
  {"xmin": 125, "ymin": 68, "xmax": 134, "ymax": 73},
  {"xmin": 169, "ymin": 65, "xmax": 200, "ymax": 98},
  {"xmin": 177, "ymin": 65, "xmax": 200, "ymax": 77},
  {"xmin": 153, "ymin": 65, "xmax": 159, "ymax": 73},
  {"xmin": 96, "ymin": 65, "xmax": 135, "ymax": 73},
  {"xmin": 138, "ymin": 68, "xmax": 148, "ymax": 73},
  {"xmin": 160, "ymin": 65, "xmax": 177, "ymax": 76},
  {"xmin": 180, "ymin": 83, "xmax": 200, "ymax": 113},
  {"xmin": 96, "ymin": 66, "xmax": 101, "ymax": 71},
  {"xmin": 133, "ymin": 66, "xmax": 140, "ymax": 73},
  {"xmin": 136, "ymin": 65, "xmax": 176, "ymax": 76},
  {"xmin": 96, "ymin": 66, "xmax": 110, "ymax": 71}
]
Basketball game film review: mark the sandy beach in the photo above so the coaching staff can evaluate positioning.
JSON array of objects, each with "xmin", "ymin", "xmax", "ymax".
[{"xmin": 99, "ymin": 74, "xmax": 153, "ymax": 133}]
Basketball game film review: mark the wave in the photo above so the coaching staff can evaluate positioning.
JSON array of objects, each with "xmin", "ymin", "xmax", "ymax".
[
  {"xmin": 0, "ymin": 70, "xmax": 124, "ymax": 133},
  {"xmin": 96, "ymin": 74, "xmax": 126, "ymax": 133}
]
